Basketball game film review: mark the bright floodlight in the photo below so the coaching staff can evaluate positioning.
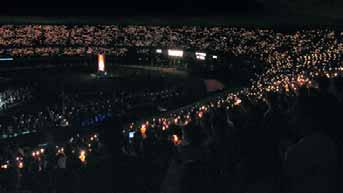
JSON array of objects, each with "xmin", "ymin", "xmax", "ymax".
[
  {"xmin": 213, "ymin": 55, "xmax": 218, "ymax": 59},
  {"xmin": 196, "ymin": 52, "xmax": 206, "ymax": 60},
  {"xmin": 0, "ymin": 58, "xmax": 14, "ymax": 61},
  {"xmin": 168, "ymin": 50, "xmax": 183, "ymax": 57},
  {"xmin": 196, "ymin": 52, "xmax": 206, "ymax": 57},
  {"xmin": 156, "ymin": 49, "xmax": 162, "ymax": 53},
  {"xmin": 98, "ymin": 54, "xmax": 105, "ymax": 72}
]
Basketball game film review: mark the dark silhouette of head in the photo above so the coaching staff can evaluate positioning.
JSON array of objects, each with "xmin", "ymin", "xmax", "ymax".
[
  {"xmin": 335, "ymin": 76, "xmax": 343, "ymax": 87},
  {"xmin": 99, "ymin": 116, "xmax": 123, "ymax": 156},
  {"xmin": 211, "ymin": 108, "xmax": 229, "ymax": 139},
  {"xmin": 334, "ymin": 77, "xmax": 343, "ymax": 96},
  {"xmin": 316, "ymin": 76, "xmax": 330, "ymax": 92},
  {"xmin": 294, "ymin": 96, "xmax": 322, "ymax": 137},
  {"xmin": 264, "ymin": 92, "xmax": 278, "ymax": 109},
  {"xmin": 182, "ymin": 122, "xmax": 205, "ymax": 146},
  {"xmin": 297, "ymin": 86, "xmax": 309, "ymax": 97}
]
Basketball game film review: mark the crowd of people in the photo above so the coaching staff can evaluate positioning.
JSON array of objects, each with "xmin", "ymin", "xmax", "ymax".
[
  {"xmin": 1, "ymin": 25, "xmax": 343, "ymax": 95},
  {"xmin": 1, "ymin": 24, "xmax": 343, "ymax": 193},
  {"xmin": 112, "ymin": 26, "xmax": 343, "ymax": 193},
  {"xmin": 0, "ymin": 131, "xmax": 103, "ymax": 193},
  {"xmin": 0, "ymin": 82, "xmax": 188, "ymax": 193},
  {"xmin": 0, "ymin": 86, "xmax": 185, "ymax": 140},
  {"xmin": 0, "ymin": 86, "xmax": 33, "ymax": 111},
  {"xmin": 0, "ymin": 25, "xmax": 341, "ymax": 59},
  {"xmin": 121, "ymin": 76, "xmax": 343, "ymax": 193}
]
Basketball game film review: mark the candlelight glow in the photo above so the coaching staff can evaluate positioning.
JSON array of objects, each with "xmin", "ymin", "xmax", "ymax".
[
  {"xmin": 234, "ymin": 98, "xmax": 242, "ymax": 106},
  {"xmin": 172, "ymin": 134, "xmax": 180, "ymax": 145},
  {"xmin": 198, "ymin": 111, "xmax": 203, "ymax": 118},
  {"xmin": 57, "ymin": 148, "xmax": 64, "ymax": 155},
  {"xmin": 79, "ymin": 150, "xmax": 86, "ymax": 163},
  {"xmin": 140, "ymin": 124, "xmax": 147, "ymax": 135}
]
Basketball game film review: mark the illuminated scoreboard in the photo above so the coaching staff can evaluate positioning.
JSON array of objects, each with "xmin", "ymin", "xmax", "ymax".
[{"xmin": 98, "ymin": 54, "xmax": 105, "ymax": 72}]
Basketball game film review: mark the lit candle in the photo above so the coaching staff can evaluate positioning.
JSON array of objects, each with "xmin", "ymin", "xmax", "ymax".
[
  {"xmin": 18, "ymin": 162, "xmax": 24, "ymax": 169},
  {"xmin": 172, "ymin": 134, "xmax": 180, "ymax": 145},
  {"xmin": 79, "ymin": 150, "xmax": 86, "ymax": 163},
  {"xmin": 140, "ymin": 124, "xmax": 147, "ymax": 137}
]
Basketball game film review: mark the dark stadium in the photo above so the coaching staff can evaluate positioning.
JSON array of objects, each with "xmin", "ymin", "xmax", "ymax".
[{"xmin": 1, "ymin": 2, "xmax": 343, "ymax": 193}]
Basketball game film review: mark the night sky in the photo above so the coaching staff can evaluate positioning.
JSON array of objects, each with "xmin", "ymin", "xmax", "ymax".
[
  {"xmin": 0, "ymin": 0, "xmax": 266, "ymax": 16},
  {"xmin": 2, "ymin": 0, "xmax": 342, "ymax": 20}
]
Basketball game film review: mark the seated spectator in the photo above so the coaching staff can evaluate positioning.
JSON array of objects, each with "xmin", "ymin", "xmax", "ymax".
[
  {"xmin": 207, "ymin": 108, "xmax": 238, "ymax": 193},
  {"xmin": 161, "ymin": 123, "xmax": 209, "ymax": 193},
  {"xmin": 236, "ymin": 110, "xmax": 281, "ymax": 193},
  {"xmin": 284, "ymin": 96, "xmax": 338, "ymax": 193}
]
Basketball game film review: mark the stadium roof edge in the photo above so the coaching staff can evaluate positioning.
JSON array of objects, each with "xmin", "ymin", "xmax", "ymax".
[{"xmin": 0, "ymin": 15, "xmax": 342, "ymax": 28}]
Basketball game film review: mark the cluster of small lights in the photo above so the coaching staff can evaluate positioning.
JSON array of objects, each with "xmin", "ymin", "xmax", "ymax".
[
  {"xmin": 125, "ymin": 91, "xmax": 244, "ymax": 144},
  {"xmin": 196, "ymin": 52, "xmax": 206, "ymax": 60},
  {"xmin": 2, "ymin": 27, "xmax": 343, "ymax": 157},
  {"xmin": 0, "ymin": 133, "xmax": 99, "ymax": 171},
  {"xmin": 125, "ymin": 29, "xmax": 343, "ymax": 145}
]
